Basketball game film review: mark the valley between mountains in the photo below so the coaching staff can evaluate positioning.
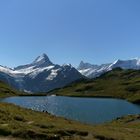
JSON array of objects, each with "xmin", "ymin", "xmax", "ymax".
[
  {"xmin": 0, "ymin": 81, "xmax": 140, "ymax": 140},
  {"xmin": 0, "ymin": 53, "xmax": 140, "ymax": 94},
  {"xmin": 0, "ymin": 54, "xmax": 140, "ymax": 140}
]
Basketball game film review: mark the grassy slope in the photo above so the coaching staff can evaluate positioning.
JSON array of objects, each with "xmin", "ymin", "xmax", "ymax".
[
  {"xmin": 0, "ymin": 81, "xmax": 19, "ymax": 97},
  {"xmin": 49, "ymin": 68, "xmax": 140, "ymax": 103},
  {"xmin": 0, "ymin": 71, "xmax": 140, "ymax": 139},
  {"xmin": 0, "ymin": 102, "xmax": 140, "ymax": 140}
]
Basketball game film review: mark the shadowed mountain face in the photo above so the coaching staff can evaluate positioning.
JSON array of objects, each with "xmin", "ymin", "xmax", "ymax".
[
  {"xmin": 0, "ymin": 54, "xmax": 83, "ymax": 93},
  {"xmin": 50, "ymin": 68, "xmax": 140, "ymax": 103},
  {"xmin": 78, "ymin": 59, "xmax": 140, "ymax": 78},
  {"xmin": 1, "ymin": 55, "xmax": 140, "ymax": 93}
]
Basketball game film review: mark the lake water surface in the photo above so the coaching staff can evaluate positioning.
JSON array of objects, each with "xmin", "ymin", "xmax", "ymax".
[{"xmin": 1, "ymin": 96, "xmax": 140, "ymax": 124}]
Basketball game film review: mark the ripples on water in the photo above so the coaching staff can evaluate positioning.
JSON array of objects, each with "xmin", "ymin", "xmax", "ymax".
[{"xmin": 1, "ymin": 96, "xmax": 140, "ymax": 124}]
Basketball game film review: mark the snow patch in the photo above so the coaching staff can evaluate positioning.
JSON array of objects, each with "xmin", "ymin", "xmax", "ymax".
[
  {"xmin": 29, "ymin": 66, "xmax": 55, "ymax": 79},
  {"xmin": 46, "ymin": 69, "xmax": 60, "ymax": 80},
  {"xmin": 78, "ymin": 58, "xmax": 140, "ymax": 78},
  {"xmin": 35, "ymin": 55, "xmax": 45, "ymax": 63}
]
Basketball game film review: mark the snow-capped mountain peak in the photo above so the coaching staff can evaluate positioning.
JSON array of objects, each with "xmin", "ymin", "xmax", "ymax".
[
  {"xmin": 78, "ymin": 58, "xmax": 140, "ymax": 78},
  {"xmin": 110, "ymin": 58, "xmax": 140, "ymax": 69},
  {"xmin": 78, "ymin": 61, "xmax": 98, "ymax": 70},
  {"xmin": 14, "ymin": 53, "xmax": 53, "ymax": 71},
  {"xmin": 33, "ymin": 53, "xmax": 52, "ymax": 65},
  {"xmin": 0, "ymin": 53, "xmax": 83, "ymax": 93}
]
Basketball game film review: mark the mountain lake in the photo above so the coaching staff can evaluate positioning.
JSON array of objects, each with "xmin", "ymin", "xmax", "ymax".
[{"xmin": 1, "ymin": 96, "xmax": 140, "ymax": 124}]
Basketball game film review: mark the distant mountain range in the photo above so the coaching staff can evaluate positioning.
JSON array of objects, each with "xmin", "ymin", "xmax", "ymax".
[
  {"xmin": 0, "ymin": 54, "xmax": 83, "ymax": 93},
  {"xmin": 78, "ymin": 58, "xmax": 140, "ymax": 78},
  {"xmin": 0, "ymin": 54, "xmax": 140, "ymax": 93}
]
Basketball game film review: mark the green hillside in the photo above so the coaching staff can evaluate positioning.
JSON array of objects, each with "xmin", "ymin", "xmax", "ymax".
[
  {"xmin": 0, "ymin": 70, "xmax": 140, "ymax": 140},
  {"xmin": 0, "ymin": 102, "xmax": 140, "ymax": 140},
  {"xmin": 49, "ymin": 68, "xmax": 140, "ymax": 103},
  {"xmin": 0, "ymin": 81, "xmax": 19, "ymax": 97}
]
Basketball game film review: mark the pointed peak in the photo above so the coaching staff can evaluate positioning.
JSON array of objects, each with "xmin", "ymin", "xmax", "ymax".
[
  {"xmin": 41, "ymin": 53, "xmax": 48, "ymax": 58},
  {"xmin": 79, "ymin": 61, "xmax": 86, "ymax": 66},
  {"xmin": 113, "ymin": 59, "xmax": 121, "ymax": 64},
  {"xmin": 78, "ymin": 61, "xmax": 94, "ymax": 70},
  {"xmin": 14, "ymin": 54, "xmax": 53, "ymax": 71},
  {"xmin": 33, "ymin": 53, "xmax": 49, "ymax": 63},
  {"xmin": 32, "ymin": 53, "xmax": 53, "ymax": 67}
]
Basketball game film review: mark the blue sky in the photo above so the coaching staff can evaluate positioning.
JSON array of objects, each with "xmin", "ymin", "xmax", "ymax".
[{"xmin": 0, "ymin": 0, "xmax": 140, "ymax": 68}]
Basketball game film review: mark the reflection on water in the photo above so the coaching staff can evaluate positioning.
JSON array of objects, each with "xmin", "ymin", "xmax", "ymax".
[{"xmin": 1, "ymin": 96, "xmax": 140, "ymax": 124}]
